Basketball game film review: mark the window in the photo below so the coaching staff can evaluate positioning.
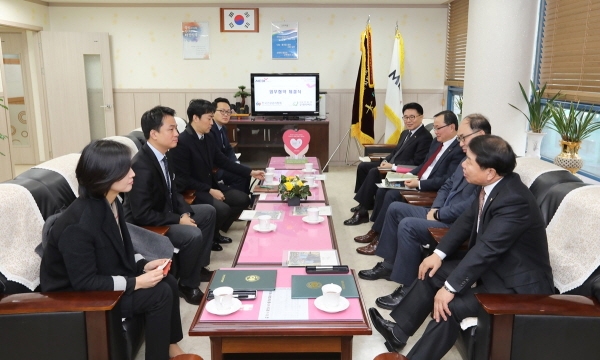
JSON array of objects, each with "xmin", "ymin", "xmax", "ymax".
[{"xmin": 444, "ymin": 0, "xmax": 469, "ymax": 88}]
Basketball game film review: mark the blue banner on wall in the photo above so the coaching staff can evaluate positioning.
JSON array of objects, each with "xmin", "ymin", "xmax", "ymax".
[{"xmin": 272, "ymin": 22, "xmax": 298, "ymax": 60}]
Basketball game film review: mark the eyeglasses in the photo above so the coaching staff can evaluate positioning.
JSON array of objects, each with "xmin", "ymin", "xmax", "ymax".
[
  {"xmin": 457, "ymin": 130, "xmax": 480, "ymax": 142},
  {"xmin": 433, "ymin": 124, "xmax": 451, "ymax": 132},
  {"xmin": 216, "ymin": 109, "xmax": 233, "ymax": 115},
  {"xmin": 402, "ymin": 115, "xmax": 422, "ymax": 121}
]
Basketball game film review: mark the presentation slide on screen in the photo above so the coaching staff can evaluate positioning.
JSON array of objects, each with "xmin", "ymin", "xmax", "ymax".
[{"xmin": 253, "ymin": 76, "xmax": 317, "ymax": 112}]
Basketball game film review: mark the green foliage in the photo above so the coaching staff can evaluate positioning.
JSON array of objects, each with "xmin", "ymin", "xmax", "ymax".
[
  {"xmin": 548, "ymin": 102, "xmax": 600, "ymax": 143},
  {"xmin": 277, "ymin": 175, "xmax": 312, "ymax": 201},
  {"xmin": 509, "ymin": 81, "xmax": 561, "ymax": 133},
  {"xmin": 234, "ymin": 85, "xmax": 250, "ymax": 99},
  {"xmin": 454, "ymin": 95, "xmax": 463, "ymax": 115}
]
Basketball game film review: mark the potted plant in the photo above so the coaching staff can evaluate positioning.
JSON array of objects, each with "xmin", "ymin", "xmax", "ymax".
[
  {"xmin": 277, "ymin": 175, "xmax": 311, "ymax": 206},
  {"xmin": 234, "ymin": 85, "xmax": 251, "ymax": 114},
  {"xmin": 509, "ymin": 81, "xmax": 561, "ymax": 158},
  {"xmin": 548, "ymin": 102, "xmax": 600, "ymax": 173}
]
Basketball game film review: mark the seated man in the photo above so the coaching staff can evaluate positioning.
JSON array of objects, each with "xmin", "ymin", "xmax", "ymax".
[
  {"xmin": 369, "ymin": 135, "xmax": 554, "ymax": 360},
  {"xmin": 358, "ymin": 115, "xmax": 491, "ymax": 311},
  {"xmin": 356, "ymin": 114, "xmax": 489, "ymax": 254},
  {"xmin": 210, "ymin": 97, "xmax": 250, "ymax": 194},
  {"xmin": 124, "ymin": 106, "xmax": 216, "ymax": 305},
  {"xmin": 169, "ymin": 99, "xmax": 264, "ymax": 250},
  {"xmin": 348, "ymin": 103, "xmax": 432, "ymax": 218},
  {"xmin": 346, "ymin": 110, "xmax": 463, "ymax": 226}
]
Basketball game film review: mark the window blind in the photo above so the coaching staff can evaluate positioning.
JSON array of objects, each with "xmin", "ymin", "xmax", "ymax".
[
  {"xmin": 540, "ymin": 0, "xmax": 600, "ymax": 104},
  {"xmin": 445, "ymin": 0, "xmax": 469, "ymax": 87}
]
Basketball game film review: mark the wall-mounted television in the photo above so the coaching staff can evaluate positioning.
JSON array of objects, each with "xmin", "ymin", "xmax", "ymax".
[{"xmin": 250, "ymin": 73, "xmax": 320, "ymax": 117}]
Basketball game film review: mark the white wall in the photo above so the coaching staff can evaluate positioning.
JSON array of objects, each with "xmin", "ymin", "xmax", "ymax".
[
  {"xmin": 0, "ymin": 0, "xmax": 48, "ymax": 29},
  {"xmin": 47, "ymin": 5, "xmax": 447, "ymax": 91}
]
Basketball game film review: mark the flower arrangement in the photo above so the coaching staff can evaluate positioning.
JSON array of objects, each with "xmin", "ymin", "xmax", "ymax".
[{"xmin": 277, "ymin": 175, "xmax": 311, "ymax": 201}]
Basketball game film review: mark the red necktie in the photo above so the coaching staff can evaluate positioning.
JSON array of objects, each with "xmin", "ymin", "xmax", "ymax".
[
  {"xmin": 478, "ymin": 187, "xmax": 486, "ymax": 222},
  {"xmin": 417, "ymin": 144, "xmax": 443, "ymax": 178}
]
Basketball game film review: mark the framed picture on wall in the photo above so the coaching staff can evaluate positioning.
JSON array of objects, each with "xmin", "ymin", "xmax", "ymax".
[{"xmin": 220, "ymin": 8, "xmax": 259, "ymax": 32}]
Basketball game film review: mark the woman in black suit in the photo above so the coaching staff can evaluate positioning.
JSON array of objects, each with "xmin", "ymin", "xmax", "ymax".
[{"xmin": 40, "ymin": 140, "xmax": 196, "ymax": 360}]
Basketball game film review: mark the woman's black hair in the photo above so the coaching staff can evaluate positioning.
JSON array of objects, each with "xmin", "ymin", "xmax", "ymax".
[{"xmin": 76, "ymin": 140, "xmax": 132, "ymax": 199}]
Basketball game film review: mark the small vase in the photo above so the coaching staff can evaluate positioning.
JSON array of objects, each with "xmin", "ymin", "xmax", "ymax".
[
  {"xmin": 553, "ymin": 140, "xmax": 584, "ymax": 174},
  {"xmin": 287, "ymin": 197, "xmax": 301, "ymax": 206},
  {"xmin": 525, "ymin": 131, "xmax": 546, "ymax": 159}
]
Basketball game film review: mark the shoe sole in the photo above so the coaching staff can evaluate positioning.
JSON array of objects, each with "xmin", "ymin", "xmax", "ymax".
[
  {"xmin": 356, "ymin": 249, "xmax": 376, "ymax": 255},
  {"xmin": 178, "ymin": 291, "xmax": 201, "ymax": 305},
  {"xmin": 375, "ymin": 298, "xmax": 396, "ymax": 310},
  {"xmin": 358, "ymin": 273, "xmax": 392, "ymax": 281},
  {"xmin": 343, "ymin": 219, "xmax": 369, "ymax": 226}
]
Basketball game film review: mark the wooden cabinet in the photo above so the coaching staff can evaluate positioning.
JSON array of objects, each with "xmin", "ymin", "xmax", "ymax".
[{"xmin": 227, "ymin": 120, "xmax": 329, "ymax": 171}]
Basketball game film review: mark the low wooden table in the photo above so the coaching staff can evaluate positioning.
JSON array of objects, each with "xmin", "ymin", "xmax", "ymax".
[{"xmin": 189, "ymin": 268, "xmax": 371, "ymax": 360}]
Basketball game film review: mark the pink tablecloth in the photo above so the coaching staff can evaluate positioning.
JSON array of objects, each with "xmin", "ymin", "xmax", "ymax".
[
  {"xmin": 237, "ymin": 202, "xmax": 332, "ymax": 264},
  {"xmin": 268, "ymin": 156, "xmax": 320, "ymax": 170},
  {"xmin": 199, "ymin": 267, "xmax": 363, "ymax": 322}
]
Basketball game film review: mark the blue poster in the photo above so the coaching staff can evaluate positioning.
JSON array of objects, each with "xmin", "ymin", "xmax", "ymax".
[{"xmin": 272, "ymin": 22, "xmax": 298, "ymax": 59}]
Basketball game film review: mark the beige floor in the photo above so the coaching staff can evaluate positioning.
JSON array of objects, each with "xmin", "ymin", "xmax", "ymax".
[{"xmin": 130, "ymin": 165, "xmax": 462, "ymax": 360}]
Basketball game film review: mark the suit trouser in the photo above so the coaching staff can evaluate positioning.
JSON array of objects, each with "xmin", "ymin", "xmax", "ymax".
[
  {"xmin": 390, "ymin": 260, "xmax": 485, "ymax": 360},
  {"xmin": 126, "ymin": 274, "xmax": 183, "ymax": 360},
  {"xmin": 354, "ymin": 166, "xmax": 384, "ymax": 209},
  {"xmin": 218, "ymin": 169, "xmax": 251, "ymax": 194},
  {"xmin": 355, "ymin": 162, "xmax": 380, "ymax": 193},
  {"xmin": 371, "ymin": 189, "xmax": 404, "ymax": 233},
  {"xmin": 210, "ymin": 188, "xmax": 250, "ymax": 234},
  {"xmin": 165, "ymin": 204, "xmax": 215, "ymax": 288}
]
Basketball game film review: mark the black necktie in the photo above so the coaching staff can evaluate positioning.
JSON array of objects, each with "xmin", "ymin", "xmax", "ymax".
[
  {"xmin": 220, "ymin": 127, "xmax": 226, "ymax": 148},
  {"xmin": 162, "ymin": 156, "xmax": 171, "ymax": 193}
]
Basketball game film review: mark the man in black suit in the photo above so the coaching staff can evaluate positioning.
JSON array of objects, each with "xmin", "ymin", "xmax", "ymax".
[
  {"xmin": 369, "ymin": 135, "xmax": 554, "ymax": 360},
  {"xmin": 348, "ymin": 103, "xmax": 432, "ymax": 224},
  {"xmin": 210, "ymin": 97, "xmax": 250, "ymax": 194},
  {"xmin": 346, "ymin": 110, "xmax": 462, "ymax": 226},
  {"xmin": 169, "ymin": 99, "xmax": 264, "ymax": 249},
  {"xmin": 124, "ymin": 106, "xmax": 216, "ymax": 305}
]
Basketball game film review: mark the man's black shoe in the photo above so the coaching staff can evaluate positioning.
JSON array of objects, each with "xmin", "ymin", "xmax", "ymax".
[
  {"xmin": 369, "ymin": 307, "xmax": 406, "ymax": 352},
  {"xmin": 350, "ymin": 205, "xmax": 361, "ymax": 212},
  {"xmin": 211, "ymin": 242, "xmax": 223, "ymax": 251},
  {"xmin": 216, "ymin": 234, "xmax": 233, "ymax": 244},
  {"xmin": 200, "ymin": 267, "xmax": 214, "ymax": 282},
  {"xmin": 343, "ymin": 211, "xmax": 369, "ymax": 226},
  {"xmin": 358, "ymin": 262, "xmax": 392, "ymax": 281},
  {"xmin": 376, "ymin": 285, "xmax": 406, "ymax": 310},
  {"xmin": 178, "ymin": 284, "xmax": 204, "ymax": 305}
]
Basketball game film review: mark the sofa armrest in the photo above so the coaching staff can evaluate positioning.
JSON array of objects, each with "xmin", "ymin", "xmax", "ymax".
[
  {"xmin": 364, "ymin": 144, "xmax": 395, "ymax": 157},
  {"xmin": 0, "ymin": 291, "xmax": 122, "ymax": 314},
  {"xmin": 400, "ymin": 190, "xmax": 437, "ymax": 206},
  {"xmin": 182, "ymin": 189, "xmax": 196, "ymax": 205},
  {"xmin": 476, "ymin": 293, "xmax": 600, "ymax": 317},
  {"xmin": 141, "ymin": 225, "xmax": 170, "ymax": 236}
]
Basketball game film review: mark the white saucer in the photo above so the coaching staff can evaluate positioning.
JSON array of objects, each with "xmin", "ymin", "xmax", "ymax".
[
  {"xmin": 302, "ymin": 216, "xmax": 325, "ymax": 224},
  {"xmin": 205, "ymin": 298, "xmax": 242, "ymax": 316},
  {"xmin": 253, "ymin": 223, "xmax": 277, "ymax": 233},
  {"xmin": 264, "ymin": 181, "xmax": 279, "ymax": 186},
  {"xmin": 314, "ymin": 296, "xmax": 349, "ymax": 313},
  {"xmin": 307, "ymin": 183, "xmax": 319, "ymax": 188},
  {"xmin": 302, "ymin": 168, "xmax": 316, "ymax": 173}
]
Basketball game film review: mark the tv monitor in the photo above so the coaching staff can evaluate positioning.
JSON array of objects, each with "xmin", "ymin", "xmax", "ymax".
[{"xmin": 250, "ymin": 73, "xmax": 320, "ymax": 117}]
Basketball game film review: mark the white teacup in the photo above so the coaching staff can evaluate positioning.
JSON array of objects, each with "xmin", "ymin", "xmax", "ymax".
[
  {"xmin": 213, "ymin": 286, "xmax": 234, "ymax": 310},
  {"xmin": 266, "ymin": 167, "xmax": 275, "ymax": 174},
  {"xmin": 265, "ymin": 172, "xmax": 275, "ymax": 184},
  {"xmin": 307, "ymin": 207, "xmax": 320, "ymax": 221},
  {"xmin": 304, "ymin": 163, "xmax": 314, "ymax": 171},
  {"xmin": 321, "ymin": 283, "xmax": 342, "ymax": 308},
  {"xmin": 305, "ymin": 176, "xmax": 316, "ymax": 187},
  {"xmin": 258, "ymin": 215, "xmax": 271, "ymax": 231}
]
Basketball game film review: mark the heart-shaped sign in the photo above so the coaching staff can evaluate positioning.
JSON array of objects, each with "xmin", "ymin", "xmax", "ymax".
[{"xmin": 282, "ymin": 129, "xmax": 311, "ymax": 156}]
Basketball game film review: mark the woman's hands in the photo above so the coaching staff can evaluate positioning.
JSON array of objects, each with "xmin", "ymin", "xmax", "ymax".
[{"xmin": 135, "ymin": 258, "xmax": 169, "ymax": 290}]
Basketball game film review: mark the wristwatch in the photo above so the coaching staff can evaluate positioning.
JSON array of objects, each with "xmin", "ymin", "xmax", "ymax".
[
  {"xmin": 433, "ymin": 209, "xmax": 440, "ymax": 221},
  {"xmin": 444, "ymin": 284, "xmax": 457, "ymax": 294}
]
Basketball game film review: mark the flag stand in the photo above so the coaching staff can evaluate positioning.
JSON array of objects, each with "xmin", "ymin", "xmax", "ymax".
[{"xmin": 322, "ymin": 127, "xmax": 362, "ymax": 171}]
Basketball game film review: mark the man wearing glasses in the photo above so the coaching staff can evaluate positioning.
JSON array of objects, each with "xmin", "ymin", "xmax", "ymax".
[
  {"xmin": 346, "ymin": 103, "xmax": 432, "ymax": 226},
  {"xmin": 210, "ymin": 97, "xmax": 251, "ymax": 194}
]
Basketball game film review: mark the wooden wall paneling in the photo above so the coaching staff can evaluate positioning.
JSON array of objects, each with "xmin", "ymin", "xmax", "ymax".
[
  {"xmin": 185, "ymin": 92, "xmax": 212, "ymax": 106},
  {"xmin": 133, "ymin": 93, "xmax": 160, "ymax": 129},
  {"xmin": 159, "ymin": 92, "xmax": 186, "ymax": 120},
  {"xmin": 113, "ymin": 92, "xmax": 135, "ymax": 134}
]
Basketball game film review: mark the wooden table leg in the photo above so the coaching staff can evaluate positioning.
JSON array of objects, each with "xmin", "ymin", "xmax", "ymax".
[
  {"xmin": 210, "ymin": 337, "xmax": 223, "ymax": 360},
  {"xmin": 341, "ymin": 336, "xmax": 353, "ymax": 360}
]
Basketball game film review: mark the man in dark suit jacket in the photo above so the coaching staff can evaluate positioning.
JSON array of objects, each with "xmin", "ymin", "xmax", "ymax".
[
  {"xmin": 124, "ymin": 106, "xmax": 216, "ymax": 305},
  {"xmin": 346, "ymin": 110, "xmax": 462, "ymax": 226},
  {"xmin": 210, "ymin": 97, "xmax": 251, "ymax": 194},
  {"xmin": 355, "ymin": 114, "xmax": 491, "ymax": 253},
  {"xmin": 358, "ymin": 115, "xmax": 492, "ymax": 310},
  {"xmin": 369, "ymin": 135, "xmax": 554, "ymax": 360},
  {"xmin": 169, "ymin": 99, "xmax": 264, "ymax": 248},
  {"xmin": 351, "ymin": 103, "xmax": 432, "ymax": 214}
]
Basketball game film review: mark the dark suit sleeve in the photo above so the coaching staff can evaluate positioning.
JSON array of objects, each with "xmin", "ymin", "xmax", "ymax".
[
  {"xmin": 409, "ymin": 133, "xmax": 433, "ymax": 166},
  {"xmin": 169, "ymin": 138, "xmax": 213, "ymax": 194},
  {"xmin": 432, "ymin": 170, "xmax": 455, "ymax": 208},
  {"xmin": 442, "ymin": 188, "xmax": 533, "ymax": 293},
  {"xmin": 418, "ymin": 145, "xmax": 464, "ymax": 192},
  {"xmin": 129, "ymin": 160, "xmax": 181, "ymax": 226},
  {"xmin": 437, "ymin": 185, "xmax": 477, "ymax": 223},
  {"xmin": 212, "ymin": 142, "xmax": 252, "ymax": 177}
]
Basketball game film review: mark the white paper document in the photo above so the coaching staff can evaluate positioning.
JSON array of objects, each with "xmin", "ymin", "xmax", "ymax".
[
  {"xmin": 315, "ymin": 174, "xmax": 327, "ymax": 181},
  {"xmin": 258, "ymin": 288, "xmax": 309, "ymax": 320},
  {"xmin": 291, "ymin": 206, "xmax": 332, "ymax": 216},
  {"xmin": 359, "ymin": 156, "xmax": 371, "ymax": 162},
  {"xmin": 286, "ymin": 250, "xmax": 339, "ymax": 266},
  {"xmin": 239, "ymin": 210, "xmax": 284, "ymax": 221}
]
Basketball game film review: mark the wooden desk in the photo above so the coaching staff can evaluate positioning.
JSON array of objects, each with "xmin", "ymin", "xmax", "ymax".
[
  {"xmin": 227, "ymin": 121, "xmax": 329, "ymax": 171},
  {"xmin": 189, "ymin": 268, "xmax": 371, "ymax": 360},
  {"xmin": 233, "ymin": 202, "xmax": 337, "ymax": 267}
]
